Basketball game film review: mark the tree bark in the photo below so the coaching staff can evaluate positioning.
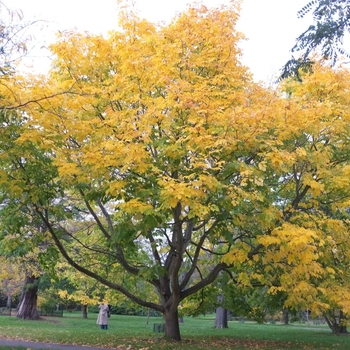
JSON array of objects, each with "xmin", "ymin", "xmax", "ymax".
[
  {"xmin": 214, "ymin": 294, "xmax": 228, "ymax": 329},
  {"xmin": 146, "ymin": 308, "xmax": 150, "ymax": 324},
  {"xmin": 164, "ymin": 308, "xmax": 181, "ymax": 341},
  {"xmin": 325, "ymin": 310, "xmax": 348, "ymax": 334},
  {"xmin": 215, "ymin": 307, "xmax": 228, "ymax": 329},
  {"xmin": 6, "ymin": 294, "xmax": 12, "ymax": 310},
  {"xmin": 16, "ymin": 275, "xmax": 40, "ymax": 320},
  {"xmin": 82, "ymin": 304, "xmax": 88, "ymax": 319},
  {"xmin": 338, "ymin": 310, "xmax": 348, "ymax": 334},
  {"xmin": 282, "ymin": 308, "xmax": 289, "ymax": 325},
  {"xmin": 6, "ymin": 294, "xmax": 12, "ymax": 316}
]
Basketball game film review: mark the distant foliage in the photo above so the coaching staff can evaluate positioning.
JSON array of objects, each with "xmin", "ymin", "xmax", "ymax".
[
  {"xmin": 281, "ymin": 0, "xmax": 350, "ymax": 79},
  {"xmin": 0, "ymin": 1, "xmax": 26, "ymax": 75}
]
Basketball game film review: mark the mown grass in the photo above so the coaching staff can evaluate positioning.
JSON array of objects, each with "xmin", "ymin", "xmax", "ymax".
[{"xmin": 0, "ymin": 312, "xmax": 349, "ymax": 349}]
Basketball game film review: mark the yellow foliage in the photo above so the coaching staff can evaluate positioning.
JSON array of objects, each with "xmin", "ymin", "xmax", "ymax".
[
  {"xmin": 118, "ymin": 199, "xmax": 154, "ymax": 215},
  {"xmin": 4, "ymin": 2, "xmax": 350, "ymax": 325},
  {"xmin": 58, "ymin": 289, "xmax": 69, "ymax": 299}
]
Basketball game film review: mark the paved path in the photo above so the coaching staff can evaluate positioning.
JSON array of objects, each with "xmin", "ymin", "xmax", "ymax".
[{"xmin": 0, "ymin": 339, "xmax": 118, "ymax": 349}]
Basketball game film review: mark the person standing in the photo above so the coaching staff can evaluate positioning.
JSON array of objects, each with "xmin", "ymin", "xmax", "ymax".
[{"xmin": 96, "ymin": 302, "xmax": 109, "ymax": 330}]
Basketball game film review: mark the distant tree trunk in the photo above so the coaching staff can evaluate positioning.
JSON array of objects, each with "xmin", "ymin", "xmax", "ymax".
[
  {"xmin": 6, "ymin": 294, "xmax": 12, "ymax": 309},
  {"xmin": 282, "ymin": 308, "xmax": 289, "ymax": 325},
  {"xmin": 214, "ymin": 294, "xmax": 228, "ymax": 329},
  {"xmin": 16, "ymin": 274, "xmax": 40, "ymax": 320},
  {"xmin": 6, "ymin": 294, "xmax": 12, "ymax": 316},
  {"xmin": 303, "ymin": 310, "xmax": 310, "ymax": 324},
  {"xmin": 82, "ymin": 304, "xmax": 88, "ymax": 318},
  {"xmin": 146, "ymin": 308, "xmax": 150, "ymax": 324},
  {"xmin": 215, "ymin": 306, "xmax": 228, "ymax": 328}
]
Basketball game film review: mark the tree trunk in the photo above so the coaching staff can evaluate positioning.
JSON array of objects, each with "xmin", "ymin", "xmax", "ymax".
[
  {"xmin": 16, "ymin": 275, "xmax": 40, "ymax": 320},
  {"xmin": 338, "ymin": 310, "xmax": 348, "ymax": 334},
  {"xmin": 146, "ymin": 308, "xmax": 150, "ymax": 324},
  {"xmin": 82, "ymin": 304, "xmax": 88, "ymax": 319},
  {"xmin": 338, "ymin": 325, "xmax": 348, "ymax": 333},
  {"xmin": 325, "ymin": 310, "xmax": 348, "ymax": 334},
  {"xmin": 282, "ymin": 308, "xmax": 289, "ymax": 325},
  {"xmin": 214, "ymin": 294, "xmax": 228, "ymax": 329},
  {"xmin": 6, "ymin": 294, "xmax": 12, "ymax": 310},
  {"xmin": 304, "ymin": 310, "xmax": 310, "ymax": 325},
  {"xmin": 6, "ymin": 294, "xmax": 12, "ymax": 316},
  {"xmin": 164, "ymin": 308, "xmax": 181, "ymax": 341},
  {"xmin": 215, "ymin": 307, "xmax": 228, "ymax": 328}
]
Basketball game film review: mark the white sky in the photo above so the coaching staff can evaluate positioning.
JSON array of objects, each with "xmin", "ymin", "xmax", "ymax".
[{"xmin": 8, "ymin": 0, "xmax": 311, "ymax": 83}]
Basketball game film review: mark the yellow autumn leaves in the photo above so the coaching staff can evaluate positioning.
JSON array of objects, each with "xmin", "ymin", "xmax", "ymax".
[{"xmin": 2, "ymin": 1, "xmax": 350, "ymax": 323}]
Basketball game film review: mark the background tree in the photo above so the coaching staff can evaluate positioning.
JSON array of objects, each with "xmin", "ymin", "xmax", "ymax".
[
  {"xmin": 0, "ymin": 1, "xmax": 26, "ymax": 74},
  {"xmin": 0, "ymin": 257, "xmax": 24, "ymax": 312},
  {"xmin": 281, "ymin": 0, "xmax": 350, "ymax": 80},
  {"xmin": 55, "ymin": 261, "xmax": 104, "ymax": 318},
  {"xmin": 250, "ymin": 62, "xmax": 350, "ymax": 333},
  {"xmin": 16, "ymin": 272, "xmax": 40, "ymax": 320}
]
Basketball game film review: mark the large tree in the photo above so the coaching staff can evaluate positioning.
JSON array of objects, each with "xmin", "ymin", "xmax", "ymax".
[
  {"xmin": 1, "ymin": 4, "xmax": 256, "ymax": 340},
  {"xmin": 2, "ymin": 2, "xmax": 350, "ymax": 341}
]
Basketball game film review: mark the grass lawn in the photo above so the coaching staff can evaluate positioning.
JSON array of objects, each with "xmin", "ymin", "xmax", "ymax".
[{"xmin": 0, "ymin": 312, "xmax": 349, "ymax": 349}]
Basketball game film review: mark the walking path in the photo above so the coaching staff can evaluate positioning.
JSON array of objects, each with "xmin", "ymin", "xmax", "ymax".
[{"xmin": 0, "ymin": 339, "xmax": 119, "ymax": 349}]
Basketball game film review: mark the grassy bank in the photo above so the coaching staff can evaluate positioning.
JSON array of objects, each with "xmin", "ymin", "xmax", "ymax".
[{"xmin": 0, "ymin": 312, "xmax": 349, "ymax": 349}]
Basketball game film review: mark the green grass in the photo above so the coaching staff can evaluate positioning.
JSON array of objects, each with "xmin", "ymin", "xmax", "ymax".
[{"xmin": 0, "ymin": 313, "xmax": 349, "ymax": 349}]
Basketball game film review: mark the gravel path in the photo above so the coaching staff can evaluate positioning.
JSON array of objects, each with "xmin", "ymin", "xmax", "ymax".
[{"xmin": 0, "ymin": 339, "xmax": 119, "ymax": 349}]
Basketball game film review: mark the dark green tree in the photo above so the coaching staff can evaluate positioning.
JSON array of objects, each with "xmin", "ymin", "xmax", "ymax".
[{"xmin": 281, "ymin": 0, "xmax": 350, "ymax": 80}]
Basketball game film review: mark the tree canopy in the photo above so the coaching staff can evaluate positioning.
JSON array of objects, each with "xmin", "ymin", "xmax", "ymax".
[{"xmin": 1, "ymin": 1, "xmax": 350, "ymax": 340}]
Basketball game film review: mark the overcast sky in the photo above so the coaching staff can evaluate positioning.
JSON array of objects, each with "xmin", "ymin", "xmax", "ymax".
[{"xmin": 8, "ymin": 0, "xmax": 311, "ymax": 83}]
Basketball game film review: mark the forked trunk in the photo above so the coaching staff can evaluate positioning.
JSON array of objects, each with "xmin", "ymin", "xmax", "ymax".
[
  {"xmin": 16, "ymin": 274, "xmax": 40, "ymax": 320},
  {"xmin": 164, "ymin": 308, "xmax": 181, "ymax": 341},
  {"xmin": 325, "ymin": 310, "xmax": 348, "ymax": 334}
]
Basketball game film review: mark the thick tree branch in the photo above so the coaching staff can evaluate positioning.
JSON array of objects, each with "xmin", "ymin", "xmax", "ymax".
[
  {"xmin": 78, "ymin": 188, "xmax": 111, "ymax": 240},
  {"xmin": 34, "ymin": 205, "xmax": 161, "ymax": 311},
  {"xmin": 181, "ymin": 262, "xmax": 228, "ymax": 299}
]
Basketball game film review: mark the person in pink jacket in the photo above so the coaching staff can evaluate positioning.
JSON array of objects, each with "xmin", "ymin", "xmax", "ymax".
[{"xmin": 96, "ymin": 303, "xmax": 109, "ymax": 330}]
